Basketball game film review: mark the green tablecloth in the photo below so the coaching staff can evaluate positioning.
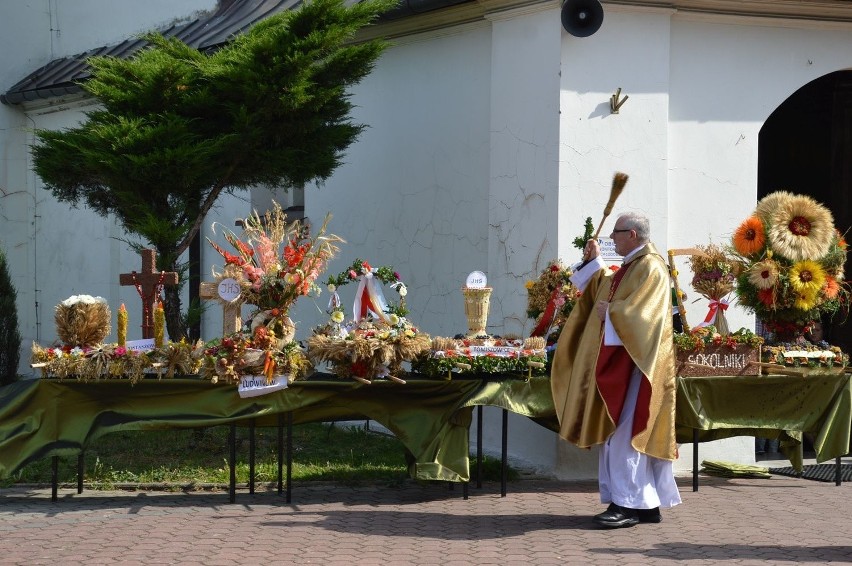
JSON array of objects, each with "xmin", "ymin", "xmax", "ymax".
[
  {"xmin": 2, "ymin": 373, "xmax": 849, "ymax": 482},
  {"xmin": 461, "ymin": 376, "xmax": 559, "ymax": 432},
  {"xmin": 676, "ymin": 374, "xmax": 852, "ymax": 471},
  {"xmin": 0, "ymin": 376, "xmax": 481, "ymax": 482}
]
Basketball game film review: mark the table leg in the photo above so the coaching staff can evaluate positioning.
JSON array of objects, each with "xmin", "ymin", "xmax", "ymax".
[
  {"xmin": 229, "ymin": 423, "xmax": 236, "ymax": 503},
  {"xmin": 476, "ymin": 405, "xmax": 483, "ymax": 489},
  {"xmin": 277, "ymin": 413, "xmax": 284, "ymax": 496},
  {"xmin": 286, "ymin": 411, "xmax": 293, "ymax": 504},
  {"xmin": 501, "ymin": 408, "xmax": 508, "ymax": 497},
  {"xmin": 51, "ymin": 456, "xmax": 58, "ymax": 502},
  {"xmin": 249, "ymin": 419, "xmax": 256, "ymax": 495},
  {"xmin": 692, "ymin": 429, "xmax": 698, "ymax": 492},
  {"xmin": 77, "ymin": 453, "xmax": 84, "ymax": 494}
]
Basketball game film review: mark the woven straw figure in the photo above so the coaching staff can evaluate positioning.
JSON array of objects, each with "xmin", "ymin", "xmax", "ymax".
[{"xmin": 54, "ymin": 295, "xmax": 111, "ymax": 347}]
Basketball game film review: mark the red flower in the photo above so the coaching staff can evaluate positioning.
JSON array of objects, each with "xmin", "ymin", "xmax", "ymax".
[
  {"xmin": 351, "ymin": 360, "xmax": 369, "ymax": 377},
  {"xmin": 757, "ymin": 288, "xmax": 775, "ymax": 307},
  {"xmin": 609, "ymin": 265, "xmax": 620, "ymax": 271}
]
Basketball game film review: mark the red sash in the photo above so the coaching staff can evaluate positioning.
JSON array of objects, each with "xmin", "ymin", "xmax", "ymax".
[{"xmin": 594, "ymin": 259, "xmax": 652, "ymax": 438}]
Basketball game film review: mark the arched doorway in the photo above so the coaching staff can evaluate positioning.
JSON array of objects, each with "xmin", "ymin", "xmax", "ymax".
[{"xmin": 758, "ymin": 70, "xmax": 852, "ymax": 352}]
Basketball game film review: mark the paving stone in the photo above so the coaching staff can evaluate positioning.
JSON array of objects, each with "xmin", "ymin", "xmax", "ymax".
[{"xmin": 1, "ymin": 475, "xmax": 851, "ymax": 564}]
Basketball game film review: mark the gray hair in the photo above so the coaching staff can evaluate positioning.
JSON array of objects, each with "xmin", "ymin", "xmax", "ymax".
[{"xmin": 617, "ymin": 212, "xmax": 650, "ymax": 243}]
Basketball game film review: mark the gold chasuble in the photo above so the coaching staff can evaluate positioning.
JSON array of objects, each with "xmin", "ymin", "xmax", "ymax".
[{"xmin": 550, "ymin": 243, "xmax": 677, "ymax": 461}]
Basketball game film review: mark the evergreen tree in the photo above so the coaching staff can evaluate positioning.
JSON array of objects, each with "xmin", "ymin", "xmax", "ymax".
[
  {"xmin": 32, "ymin": 0, "xmax": 392, "ymax": 339},
  {"xmin": 0, "ymin": 248, "xmax": 22, "ymax": 385}
]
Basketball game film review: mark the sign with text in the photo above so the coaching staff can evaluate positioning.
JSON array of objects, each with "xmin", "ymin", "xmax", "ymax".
[
  {"xmin": 675, "ymin": 345, "xmax": 760, "ymax": 377},
  {"xmin": 126, "ymin": 339, "xmax": 156, "ymax": 353},
  {"xmin": 598, "ymin": 237, "xmax": 623, "ymax": 264},
  {"xmin": 465, "ymin": 271, "xmax": 488, "ymax": 288},
  {"xmin": 217, "ymin": 278, "xmax": 241, "ymax": 302},
  {"xmin": 237, "ymin": 375, "xmax": 289, "ymax": 398}
]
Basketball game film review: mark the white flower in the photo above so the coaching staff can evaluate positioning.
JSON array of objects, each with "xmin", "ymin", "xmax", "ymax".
[
  {"xmin": 70, "ymin": 347, "xmax": 84, "ymax": 357},
  {"xmin": 388, "ymin": 314, "xmax": 400, "ymax": 326},
  {"xmin": 331, "ymin": 310, "xmax": 345, "ymax": 323},
  {"xmin": 327, "ymin": 284, "xmax": 336, "ymax": 293},
  {"xmin": 398, "ymin": 285, "xmax": 408, "ymax": 297},
  {"xmin": 61, "ymin": 294, "xmax": 107, "ymax": 306}
]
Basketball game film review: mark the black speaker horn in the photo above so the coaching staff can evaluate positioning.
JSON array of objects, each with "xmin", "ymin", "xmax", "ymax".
[{"xmin": 561, "ymin": 0, "xmax": 604, "ymax": 38}]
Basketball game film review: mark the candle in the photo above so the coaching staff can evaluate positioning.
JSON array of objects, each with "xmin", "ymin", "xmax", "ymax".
[
  {"xmin": 154, "ymin": 300, "xmax": 165, "ymax": 348},
  {"xmin": 117, "ymin": 303, "xmax": 127, "ymax": 347}
]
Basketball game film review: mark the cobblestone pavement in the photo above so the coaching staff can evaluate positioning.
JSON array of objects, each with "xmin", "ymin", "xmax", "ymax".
[{"xmin": 1, "ymin": 474, "xmax": 851, "ymax": 565}]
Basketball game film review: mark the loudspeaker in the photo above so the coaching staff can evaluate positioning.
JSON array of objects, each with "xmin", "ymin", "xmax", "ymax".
[{"xmin": 561, "ymin": 0, "xmax": 604, "ymax": 38}]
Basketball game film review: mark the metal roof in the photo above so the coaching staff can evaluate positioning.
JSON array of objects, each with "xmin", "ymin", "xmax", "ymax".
[
  {"xmin": 1, "ymin": 0, "xmax": 474, "ymax": 106},
  {"xmin": 1, "ymin": 0, "xmax": 304, "ymax": 105}
]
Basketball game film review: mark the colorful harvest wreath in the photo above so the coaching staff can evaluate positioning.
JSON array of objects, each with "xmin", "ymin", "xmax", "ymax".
[
  {"xmin": 729, "ymin": 191, "xmax": 849, "ymax": 338},
  {"xmin": 525, "ymin": 260, "xmax": 579, "ymax": 341},
  {"xmin": 307, "ymin": 317, "xmax": 430, "ymax": 383},
  {"xmin": 326, "ymin": 258, "xmax": 408, "ymax": 319},
  {"xmin": 31, "ymin": 340, "xmax": 201, "ymax": 384},
  {"xmin": 672, "ymin": 326, "xmax": 763, "ymax": 352},
  {"xmin": 412, "ymin": 336, "xmax": 548, "ymax": 379},
  {"xmin": 199, "ymin": 330, "xmax": 312, "ymax": 385},
  {"xmin": 687, "ymin": 244, "xmax": 738, "ymax": 334}
]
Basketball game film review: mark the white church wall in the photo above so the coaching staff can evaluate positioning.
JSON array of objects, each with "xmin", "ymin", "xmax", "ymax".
[
  {"xmin": 558, "ymin": 6, "xmax": 672, "ymax": 264},
  {"xmin": 290, "ymin": 23, "xmax": 495, "ymax": 337},
  {"xmin": 0, "ymin": 0, "xmax": 219, "ymax": 372}
]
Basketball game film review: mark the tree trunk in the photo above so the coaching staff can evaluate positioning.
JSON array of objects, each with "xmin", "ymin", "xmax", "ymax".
[{"xmin": 163, "ymin": 283, "xmax": 187, "ymax": 342}]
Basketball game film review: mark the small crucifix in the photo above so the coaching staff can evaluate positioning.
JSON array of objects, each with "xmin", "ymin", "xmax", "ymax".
[
  {"xmin": 119, "ymin": 249, "xmax": 179, "ymax": 339},
  {"xmin": 199, "ymin": 280, "xmax": 244, "ymax": 336}
]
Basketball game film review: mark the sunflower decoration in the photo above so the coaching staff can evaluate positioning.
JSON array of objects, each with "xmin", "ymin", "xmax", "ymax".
[{"xmin": 730, "ymin": 191, "xmax": 849, "ymax": 340}]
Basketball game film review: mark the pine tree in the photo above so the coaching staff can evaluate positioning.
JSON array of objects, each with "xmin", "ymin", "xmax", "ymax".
[
  {"xmin": 0, "ymin": 248, "xmax": 22, "ymax": 385},
  {"xmin": 32, "ymin": 0, "xmax": 393, "ymax": 339}
]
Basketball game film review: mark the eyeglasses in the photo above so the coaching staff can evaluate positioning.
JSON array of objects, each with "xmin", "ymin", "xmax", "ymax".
[{"xmin": 611, "ymin": 229, "xmax": 632, "ymax": 234}]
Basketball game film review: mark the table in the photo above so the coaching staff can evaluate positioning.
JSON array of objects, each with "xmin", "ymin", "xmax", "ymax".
[
  {"xmin": 0, "ymin": 375, "xmax": 482, "ymax": 501},
  {"xmin": 676, "ymin": 373, "xmax": 852, "ymax": 490}
]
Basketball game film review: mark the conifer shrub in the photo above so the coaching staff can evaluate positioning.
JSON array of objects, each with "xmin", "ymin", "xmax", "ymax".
[{"xmin": 0, "ymin": 248, "xmax": 22, "ymax": 385}]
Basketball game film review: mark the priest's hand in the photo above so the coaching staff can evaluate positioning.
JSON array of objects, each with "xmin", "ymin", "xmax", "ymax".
[{"xmin": 583, "ymin": 239, "xmax": 600, "ymax": 260}]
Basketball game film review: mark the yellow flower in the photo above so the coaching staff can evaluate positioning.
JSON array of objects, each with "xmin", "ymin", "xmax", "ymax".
[
  {"xmin": 330, "ymin": 310, "xmax": 345, "ymax": 323},
  {"xmin": 788, "ymin": 260, "xmax": 826, "ymax": 296},
  {"xmin": 388, "ymin": 314, "xmax": 400, "ymax": 326},
  {"xmin": 794, "ymin": 289, "xmax": 818, "ymax": 311},
  {"xmin": 525, "ymin": 280, "xmax": 535, "ymax": 290},
  {"xmin": 747, "ymin": 260, "xmax": 779, "ymax": 290}
]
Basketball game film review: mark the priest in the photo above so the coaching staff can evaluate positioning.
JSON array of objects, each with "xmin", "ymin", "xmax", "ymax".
[{"xmin": 551, "ymin": 211, "xmax": 681, "ymax": 528}]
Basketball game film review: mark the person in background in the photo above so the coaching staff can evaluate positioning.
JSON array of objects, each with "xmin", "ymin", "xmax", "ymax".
[
  {"xmin": 551, "ymin": 212, "xmax": 681, "ymax": 529},
  {"xmin": 753, "ymin": 318, "xmax": 779, "ymax": 457}
]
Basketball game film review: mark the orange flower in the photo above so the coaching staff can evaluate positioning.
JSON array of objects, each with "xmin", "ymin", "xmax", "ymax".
[
  {"xmin": 732, "ymin": 216, "xmax": 766, "ymax": 257},
  {"xmin": 823, "ymin": 277, "xmax": 840, "ymax": 299}
]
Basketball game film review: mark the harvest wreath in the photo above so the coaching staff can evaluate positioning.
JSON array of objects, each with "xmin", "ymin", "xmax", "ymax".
[
  {"xmin": 412, "ymin": 336, "xmax": 548, "ymax": 380},
  {"xmin": 307, "ymin": 317, "xmax": 430, "ymax": 384},
  {"xmin": 31, "ymin": 340, "xmax": 201, "ymax": 384}
]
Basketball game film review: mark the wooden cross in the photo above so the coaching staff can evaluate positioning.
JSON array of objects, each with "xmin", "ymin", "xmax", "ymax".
[
  {"xmin": 119, "ymin": 249, "xmax": 179, "ymax": 339},
  {"xmin": 199, "ymin": 280, "xmax": 244, "ymax": 336}
]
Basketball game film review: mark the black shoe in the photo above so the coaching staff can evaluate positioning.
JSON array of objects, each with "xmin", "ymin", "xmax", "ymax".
[
  {"xmin": 637, "ymin": 507, "xmax": 662, "ymax": 523},
  {"xmin": 593, "ymin": 503, "xmax": 639, "ymax": 528}
]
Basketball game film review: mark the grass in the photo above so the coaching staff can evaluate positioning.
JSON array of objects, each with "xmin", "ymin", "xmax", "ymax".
[{"xmin": 5, "ymin": 422, "xmax": 518, "ymax": 490}]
